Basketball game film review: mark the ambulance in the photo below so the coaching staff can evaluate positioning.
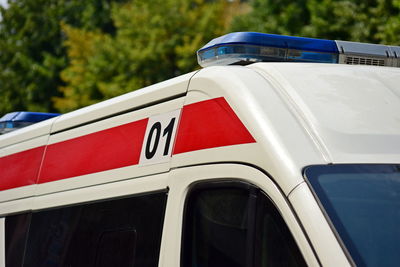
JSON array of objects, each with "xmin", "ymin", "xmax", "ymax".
[{"xmin": 1, "ymin": 32, "xmax": 399, "ymax": 267}]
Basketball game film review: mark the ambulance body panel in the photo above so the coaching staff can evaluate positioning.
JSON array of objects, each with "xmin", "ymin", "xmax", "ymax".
[
  {"xmin": 0, "ymin": 58, "xmax": 399, "ymax": 265},
  {"xmin": 160, "ymin": 164, "xmax": 324, "ymax": 267},
  {"xmin": 0, "ymin": 117, "xmax": 56, "ymax": 149},
  {"xmin": 251, "ymin": 63, "xmax": 400, "ymax": 163},
  {"xmin": 3, "ymin": 64, "xmax": 400, "ymax": 201},
  {"xmin": 175, "ymin": 65, "xmax": 327, "ymax": 195},
  {"xmin": 36, "ymin": 96, "xmax": 185, "ymax": 196},
  {"xmin": 288, "ymin": 182, "xmax": 351, "ymax": 267},
  {"xmin": 51, "ymin": 71, "xmax": 196, "ymax": 133}
]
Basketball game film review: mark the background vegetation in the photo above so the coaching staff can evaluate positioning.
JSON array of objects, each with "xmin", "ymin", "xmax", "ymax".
[{"xmin": 1, "ymin": 0, "xmax": 400, "ymax": 114}]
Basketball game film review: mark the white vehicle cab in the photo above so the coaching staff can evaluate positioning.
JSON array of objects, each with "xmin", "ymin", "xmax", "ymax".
[{"xmin": 0, "ymin": 32, "xmax": 399, "ymax": 267}]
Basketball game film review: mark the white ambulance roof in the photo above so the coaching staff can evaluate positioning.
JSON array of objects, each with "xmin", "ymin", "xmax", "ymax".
[
  {"xmin": 250, "ymin": 63, "xmax": 400, "ymax": 163},
  {"xmin": 51, "ymin": 71, "xmax": 196, "ymax": 133},
  {"xmin": 0, "ymin": 117, "xmax": 56, "ymax": 149}
]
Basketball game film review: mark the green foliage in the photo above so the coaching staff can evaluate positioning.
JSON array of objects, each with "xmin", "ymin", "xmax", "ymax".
[
  {"xmin": 54, "ymin": 0, "xmax": 232, "ymax": 112},
  {"xmin": 2, "ymin": 0, "xmax": 400, "ymax": 114},
  {"xmin": 0, "ymin": 0, "xmax": 125, "ymax": 115},
  {"xmin": 231, "ymin": 0, "xmax": 310, "ymax": 35},
  {"xmin": 231, "ymin": 0, "xmax": 400, "ymax": 44}
]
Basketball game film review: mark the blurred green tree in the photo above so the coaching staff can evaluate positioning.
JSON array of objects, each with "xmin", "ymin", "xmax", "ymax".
[
  {"xmin": 0, "ymin": 0, "xmax": 125, "ymax": 114},
  {"xmin": 54, "ymin": 0, "xmax": 235, "ymax": 112},
  {"xmin": 5, "ymin": 0, "xmax": 398, "ymax": 114},
  {"xmin": 231, "ymin": 0, "xmax": 400, "ymax": 44}
]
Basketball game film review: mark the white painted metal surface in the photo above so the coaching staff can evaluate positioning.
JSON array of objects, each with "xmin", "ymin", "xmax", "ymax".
[
  {"xmin": 139, "ymin": 109, "xmax": 181, "ymax": 166},
  {"xmin": 0, "ymin": 117, "xmax": 55, "ymax": 149},
  {"xmin": 34, "ymin": 97, "xmax": 185, "ymax": 196},
  {"xmin": 175, "ymin": 65, "xmax": 327, "ymax": 195},
  {"xmin": 251, "ymin": 63, "xmax": 400, "ymax": 164},
  {"xmin": 160, "ymin": 164, "xmax": 322, "ymax": 267},
  {"xmin": 51, "ymin": 71, "xmax": 196, "ymax": 133},
  {"xmin": 1, "ymin": 61, "xmax": 399, "ymax": 266},
  {"xmin": 289, "ymin": 182, "xmax": 351, "ymax": 267}
]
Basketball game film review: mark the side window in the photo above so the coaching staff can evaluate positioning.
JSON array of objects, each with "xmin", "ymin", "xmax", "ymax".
[
  {"xmin": 255, "ymin": 192, "xmax": 306, "ymax": 266},
  {"xmin": 5, "ymin": 191, "xmax": 167, "ymax": 267},
  {"xmin": 5, "ymin": 213, "xmax": 31, "ymax": 267},
  {"xmin": 182, "ymin": 182, "xmax": 306, "ymax": 267}
]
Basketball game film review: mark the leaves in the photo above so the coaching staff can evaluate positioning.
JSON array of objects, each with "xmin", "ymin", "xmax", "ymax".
[
  {"xmin": 54, "ymin": 0, "xmax": 232, "ymax": 112},
  {"xmin": 231, "ymin": 0, "xmax": 400, "ymax": 44},
  {"xmin": 0, "ymin": 0, "xmax": 125, "ymax": 114},
  {"xmin": 1, "ymin": 0, "xmax": 400, "ymax": 115}
]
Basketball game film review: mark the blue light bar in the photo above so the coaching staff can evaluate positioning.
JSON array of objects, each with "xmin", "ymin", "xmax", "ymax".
[
  {"xmin": 197, "ymin": 32, "xmax": 400, "ymax": 68},
  {"xmin": 0, "ymin": 111, "xmax": 60, "ymax": 134},
  {"xmin": 197, "ymin": 32, "xmax": 339, "ymax": 67}
]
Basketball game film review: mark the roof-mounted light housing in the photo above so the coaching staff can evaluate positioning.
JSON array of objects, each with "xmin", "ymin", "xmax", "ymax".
[
  {"xmin": 0, "ymin": 111, "xmax": 60, "ymax": 135},
  {"xmin": 197, "ymin": 32, "xmax": 400, "ymax": 68}
]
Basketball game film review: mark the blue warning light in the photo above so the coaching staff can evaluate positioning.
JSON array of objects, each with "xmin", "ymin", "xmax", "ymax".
[
  {"xmin": 0, "ymin": 111, "xmax": 60, "ymax": 134},
  {"xmin": 197, "ymin": 32, "xmax": 339, "ymax": 67}
]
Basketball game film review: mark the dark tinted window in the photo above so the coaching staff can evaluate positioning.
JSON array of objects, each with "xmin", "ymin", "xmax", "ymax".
[
  {"xmin": 6, "ymin": 191, "xmax": 167, "ymax": 267},
  {"xmin": 255, "ymin": 192, "xmax": 306, "ymax": 267},
  {"xmin": 183, "ymin": 187, "xmax": 251, "ymax": 267},
  {"xmin": 5, "ymin": 213, "xmax": 32, "ymax": 267},
  {"xmin": 305, "ymin": 164, "xmax": 400, "ymax": 267},
  {"xmin": 182, "ymin": 183, "xmax": 306, "ymax": 267},
  {"xmin": 95, "ymin": 229, "xmax": 137, "ymax": 267}
]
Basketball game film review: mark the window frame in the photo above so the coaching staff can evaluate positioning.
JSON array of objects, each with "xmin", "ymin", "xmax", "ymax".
[
  {"xmin": 181, "ymin": 180, "xmax": 258, "ymax": 267},
  {"xmin": 4, "ymin": 189, "xmax": 168, "ymax": 267},
  {"xmin": 181, "ymin": 179, "xmax": 309, "ymax": 267},
  {"xmin": 159, "ymin": 163, "xmax": 319, "ymax": 267}
]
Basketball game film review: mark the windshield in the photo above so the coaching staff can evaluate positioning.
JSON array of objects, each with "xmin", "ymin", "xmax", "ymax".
[{"xmin": 304, "ymin": 164, "xmax": 400, "ymax": 267}]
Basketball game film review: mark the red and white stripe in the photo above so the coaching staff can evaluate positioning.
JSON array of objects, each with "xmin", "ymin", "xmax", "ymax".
[{"xmin": 0, "ymin": 97, "xmax": 255, "ymax": 191}]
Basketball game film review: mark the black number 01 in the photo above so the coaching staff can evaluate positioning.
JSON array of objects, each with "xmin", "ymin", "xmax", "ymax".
[{"xmin": 145, "ymin": 118, "xmax": 176, "ymax": 159}]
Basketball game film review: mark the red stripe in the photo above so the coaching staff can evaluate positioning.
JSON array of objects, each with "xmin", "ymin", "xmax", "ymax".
[
  {"xmin": 1, "ymin": 97, "xmax": 255, "ymax": 190},
  {"xmin": 173, "ymin": 97, "xmax": 256, "ymax": 154},
  {"xmin": 38, "ymin": 119, "xmax": 148, "ymax": 183},
  {"xmin": 0, "ymin": 146, "xmax": 45, "ymax": 190}
]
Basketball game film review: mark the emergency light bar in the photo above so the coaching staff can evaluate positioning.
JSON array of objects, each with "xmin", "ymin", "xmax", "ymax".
[
  {"xmin": 0, "ymin": 111, "xmax": 60, "ymax": 134},
  {"xmin": 197, "ymin": 32, "xmax": 400, "ymax": 68}
]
